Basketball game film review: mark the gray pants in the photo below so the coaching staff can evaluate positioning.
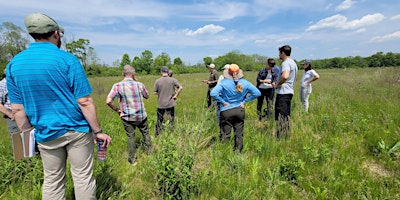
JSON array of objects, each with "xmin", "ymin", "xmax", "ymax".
[
  {"xmin": 300, "ymin": 86, "xmax": 312, "ymax": 112},
  {"xmin": 37, "ymin": 131, "xmax": 96, "ymax": 200},
  {"xmin": 5, "ymin": 117, "xmax": 19, "ymax": 146},
  {"xmin": 5, "ymin": 117, "xmax": 19, "ymax": 134},
  {"xmin": 122, "ymin": 117, "xmax": 153, "ymax": 162}
]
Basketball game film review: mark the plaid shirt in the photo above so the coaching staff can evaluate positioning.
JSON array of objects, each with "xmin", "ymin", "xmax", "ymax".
[
  {"xmin": 0, "ymin": 78, "xmax": 12, "ymax": 110},
  {"xmin": 107, "ymin": 78, "xmax": 149, "ymax": 122}
]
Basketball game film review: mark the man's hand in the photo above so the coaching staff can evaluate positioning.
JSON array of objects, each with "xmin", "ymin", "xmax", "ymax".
[{"xmin": 94, "ymin": 133, "xmax": 112, "ymax": 148}]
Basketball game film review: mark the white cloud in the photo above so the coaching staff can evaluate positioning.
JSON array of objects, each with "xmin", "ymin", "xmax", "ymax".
[
  {"xmin": 184, "ymin": 24, "xmax": 225, "ymax": 36},
  {"xmin": 370, "ymin": 31, "xmax": 400, "ymax": 42},
  {"xmin": 391, "ymin": 15, "xmax": 400, "ymax": 20},
  {"xmin": 344, "ymin": 13, "xmax": 385, "ymax": 29},
  {"xmin": 306, "ymin": 13, "xmax": 385, "ymax": 31},
  {"xmin": 356, "ymin": 28, "xmax": 366, "ymax": 33},
  {"xmin": 335, "ymin": 0, "xmax": 356, "ymax": 11},
  {"xmin": 255, "ymin": 39, "xmax": 267, "ymax": 44},
  {"xmin": 275, "ymin": 35, "xmax": 301, "ymax": 43}
]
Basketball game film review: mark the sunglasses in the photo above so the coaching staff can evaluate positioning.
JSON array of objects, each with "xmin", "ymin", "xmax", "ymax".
[{"xmin": 268, "ymin": 63, "xmax": 275, "ymax": 65}]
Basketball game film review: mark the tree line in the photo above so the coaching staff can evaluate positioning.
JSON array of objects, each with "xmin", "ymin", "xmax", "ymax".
[{"xmin": 1, "ymin": 21, "xmax": 400, "ymax": 79}]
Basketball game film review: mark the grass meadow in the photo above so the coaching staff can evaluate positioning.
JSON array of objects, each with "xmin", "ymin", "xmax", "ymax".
[{"xmin": 0, "ymin": 67, "xmax": 399, "ymax": 199}]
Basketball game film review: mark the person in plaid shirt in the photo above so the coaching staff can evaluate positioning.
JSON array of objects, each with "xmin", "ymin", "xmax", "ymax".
[{"xmin": 106, "ymin": 65, "xmax": 153, "ymax": 165}]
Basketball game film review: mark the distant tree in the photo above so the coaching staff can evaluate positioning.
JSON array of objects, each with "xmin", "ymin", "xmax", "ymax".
[
  {"xmin": 131, "ymin": 56, "xmax": 143, "ymax": 73},
  {"xmin": 154, "ymin": 52, "xmax": 171, "ymax": 68},
  {"xmin": 203, "ymin": 57, "xmax": 212, "ymax": 67},
  {"xmin": 120, "ymin": 53, "xmax": 131, "ymax": 68},
  {"xmin": 86, "ymin": 47, "xmax": 100, "ymax": 67},
  {"xmin": 112, "ymin": 59, "xmax": 120, "ymax": 68},
  {"xmin": 65, "ymin": 38, "xmax": 91, "ymax": 69},
  {"xmin": 173, "ymin": 57, "xmax": 183, "ymax": 66},
  {"xmin": 368, "ymin": 52, "xmax": 384, "ymax": 67},
  {"xmin": 0, "ymin": 22, "xmax": 29, "ymax": 62},
  {"xmin": 140, "ymin": 50, "xmax": 154, "ymax": 74}
]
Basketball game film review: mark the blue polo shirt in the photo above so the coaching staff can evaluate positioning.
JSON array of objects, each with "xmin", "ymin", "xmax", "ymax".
[{"xmin": 6, "ymin": 42, "xmax": 92, "ymax": 143}]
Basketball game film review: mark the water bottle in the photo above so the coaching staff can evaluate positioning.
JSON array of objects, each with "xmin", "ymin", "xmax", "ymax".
[{"xmin": 97, "ymin": 139, "xmax": 107, "ymax": 161}]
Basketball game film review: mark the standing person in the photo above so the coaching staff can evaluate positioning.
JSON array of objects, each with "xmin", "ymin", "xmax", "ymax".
[
  {"xmin": 202, "ymin": 64, "xmax": 219, "ymax": 109},
  {"xmin": 256, "ymin": 58, "xmax": 280, "ymax": 120},
  {"xmin": 300, "ymin": 59, "xmax": 320, "ymax": 113},
  {"xmin": 6, "ymin": 13, "xmax": 111, "ymax": 199},
  {"xmin": 167, "ymin": 69, "xmax": 173, "ymax": 77},
  {"xmin": 106, "ymin": 65, "xmax": 153, "ymax": 165},
  {"xmin": 274, "ymin": 45, "xmax": 298, "ymax": 139},
  {"xmin": 154, "ymin": 66, "xmax": 183, "ymax": 137},
  {"xmin": 0, "ymin": 69, "xmax": 20, "ymax": 144},
  {"xmin": 215, "ymin": 64, "xmax": 230, "ymax": 133},
  {"xmin": 210, "ymin": 64, "xmax": 260, "ymax": 153},
  {"xmin": 218, "ymin": 64, "xmax": 230, "ymax": 82}
]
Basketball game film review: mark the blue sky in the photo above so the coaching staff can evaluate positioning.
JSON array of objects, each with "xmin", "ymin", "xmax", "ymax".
[{"xmin": 1, "ymin": 0, "xmax": 399, "ymax": 66}]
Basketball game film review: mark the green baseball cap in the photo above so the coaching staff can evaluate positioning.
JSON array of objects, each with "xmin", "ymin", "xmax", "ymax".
[{"xmin": 24, "ymin": 13, "xmax": 64, "ymax": 34}]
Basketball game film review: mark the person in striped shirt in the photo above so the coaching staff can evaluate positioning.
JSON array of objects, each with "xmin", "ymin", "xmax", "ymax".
[
  {"xmin": 106, "ymin": 65, "xmax": 153, "ymax": 165},
  {"xmin": 7, "ymin": 13, "xmax": 111, "ymax": 199}
]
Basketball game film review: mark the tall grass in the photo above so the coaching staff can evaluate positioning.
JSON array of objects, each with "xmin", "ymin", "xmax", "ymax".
[{"xmin": 0, "ymin": 67, "xmax": 399, "ymax": 199}]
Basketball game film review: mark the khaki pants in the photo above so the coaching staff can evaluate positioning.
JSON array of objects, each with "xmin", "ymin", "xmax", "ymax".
[{"xmin": 38, "ymin": 131, "xmax": 96, "ymax": 200}]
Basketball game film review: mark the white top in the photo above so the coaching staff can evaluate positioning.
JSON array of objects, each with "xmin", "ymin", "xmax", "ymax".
[
  {"xmin": 276, "ymin": 58, "xmax": 298, "ymax": 94},
  {"xmin": 300, "ymin": 69, "xmax": 318, "ymax": 88},
  {"xmin": 258, "ymin": 72, "xmax": 273, "ymax": 89}
]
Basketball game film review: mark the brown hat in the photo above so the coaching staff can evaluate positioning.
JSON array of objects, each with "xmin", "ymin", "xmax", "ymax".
[{"xmin": 223, "ymin": 64, "xmax": 244, "ymax": 79}]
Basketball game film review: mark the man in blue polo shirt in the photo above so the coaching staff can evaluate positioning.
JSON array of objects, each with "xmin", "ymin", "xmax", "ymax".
[{"xmin": 6, "ymin": 13, "xmax": 111, "ymax": 199}]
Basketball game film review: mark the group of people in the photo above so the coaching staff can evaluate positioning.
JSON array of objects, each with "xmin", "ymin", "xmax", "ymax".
[
  {"xmin": 0, "ymin": 12, "xmax": 320, "ymax": 199},
  {"xmin": 204, "ymin": 45, "xmax": 320, "ymax": 151}
]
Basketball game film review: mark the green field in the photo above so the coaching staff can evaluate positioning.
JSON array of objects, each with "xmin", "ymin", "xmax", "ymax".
[{"xmin": 1, "ymin": 67, "xmax": 399, "ymax": 199}]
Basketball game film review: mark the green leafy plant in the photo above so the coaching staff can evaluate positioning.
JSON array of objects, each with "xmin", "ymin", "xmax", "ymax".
[{"xmin": 154, "ymin": 133, "xmax": 196, "ymax": 199}]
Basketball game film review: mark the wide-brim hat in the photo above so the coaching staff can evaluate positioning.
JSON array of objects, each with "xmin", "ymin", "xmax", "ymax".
[{"xmin": 223, "ymin": 64, "xmax": 244, "ymax": 79}]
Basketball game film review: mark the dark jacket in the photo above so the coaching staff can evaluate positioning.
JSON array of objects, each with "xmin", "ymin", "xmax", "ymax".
[{"xmin": 256, "ymin": 66, "xmax": 280, "ymax": 88}]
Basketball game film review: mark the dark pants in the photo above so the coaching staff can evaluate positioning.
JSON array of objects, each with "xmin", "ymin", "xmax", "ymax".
[
  {"xmin": 257, "ymin": 88, "xmax": 275, "ymax": 119},
  {"xmin": 122, "ymin": 117, "xmax": 153, "ymax": 161},
  {"xmin": 156, "ymin": 107, "xmax": 175, "ymax": 137},
  {"xmin": 206, "ymin": 87, "xmax": 216, "ymax": 109},
  {"xmin": 220, "ymin": 107, "xmax": 245, "ymax": 152},
  {"xmin": 275, "ymin": 94, "xmax": 293, "ymax": 139}
]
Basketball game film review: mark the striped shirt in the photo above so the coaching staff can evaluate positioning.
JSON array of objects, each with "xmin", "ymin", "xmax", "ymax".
[
  {"xmin": 6, "ymin": 42, "xmax": 92, "ymax": 143},
  {"xmin": 107, "ymin": 78, "xmax": 149, "ymax": 122}
]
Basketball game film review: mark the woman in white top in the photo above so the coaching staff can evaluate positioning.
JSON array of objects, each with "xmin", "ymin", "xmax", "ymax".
[{"xmin": 300, "ymin": 59, "xmax": 320, "ymax": 112}]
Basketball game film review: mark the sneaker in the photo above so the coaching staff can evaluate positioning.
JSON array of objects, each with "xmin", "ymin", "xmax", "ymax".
[{"xmin": 128, "ymin": 158, "xmax": 138, "ymax": 166}]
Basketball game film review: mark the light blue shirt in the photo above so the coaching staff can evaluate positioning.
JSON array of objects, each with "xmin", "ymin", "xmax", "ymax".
[
  {"xmin": 210, "ymin": 78, "xmax": 261, "ymax": 112},
  {"xmin": 6, "ymin": 42, "xmax": 92, "ymax": 143}
]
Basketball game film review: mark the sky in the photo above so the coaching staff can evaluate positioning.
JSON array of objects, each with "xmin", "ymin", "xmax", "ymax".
[{"xmin": 1, "ymin": 0, "xmax": 400, "ymax": 66}]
